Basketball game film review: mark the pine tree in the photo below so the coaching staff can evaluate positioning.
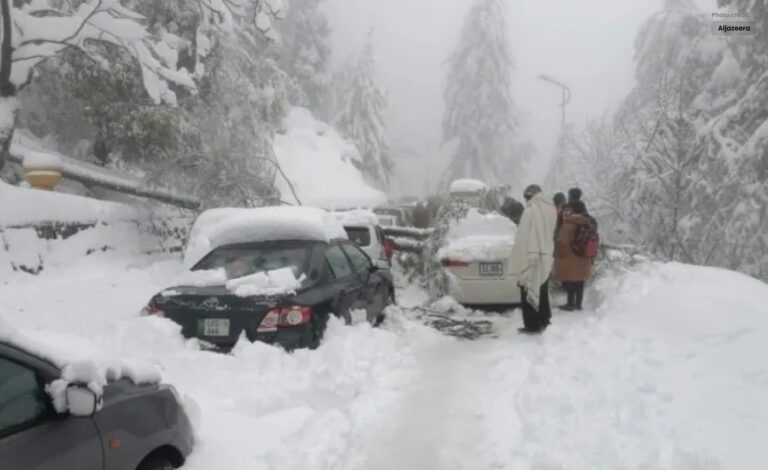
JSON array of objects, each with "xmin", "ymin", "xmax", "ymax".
[
  {"xmin": 334, "ymin": 36, "xmax": 393, "ymax": 189},
  {"xmin": 278, "ymin": 0, "xmax": 332, "ymax": 116},
  {"xmin": 441, "ymin": 0, "xmax": 519, "ymax": 187}
]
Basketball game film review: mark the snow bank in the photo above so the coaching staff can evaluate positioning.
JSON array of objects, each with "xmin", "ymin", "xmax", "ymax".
[
  {"xmin": 0, "ymin": 180, "xmax": 137, "ymax": 227},
  {"xmin": 449, "ymin": 178, "xmax": 487, "ymax": 194},
  {"xmin": 224, "ymin": 268, "xmax": 304, "ymax": 297},
  {"xmin": 184, "ymin": 206, "xmax": 347, "ymax": 269},
  {"xmin": 437, "ymin": 209, "xmax": 516, "ymax": 261},
  {"xmin": 274, "ymin": 107, "xmax": 386, "ymax": 209}
]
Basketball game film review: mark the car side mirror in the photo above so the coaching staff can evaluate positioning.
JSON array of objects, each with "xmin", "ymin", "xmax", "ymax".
[{"xmin": 66, "ymin": 384, "xmax": 100, "ymax": 417}]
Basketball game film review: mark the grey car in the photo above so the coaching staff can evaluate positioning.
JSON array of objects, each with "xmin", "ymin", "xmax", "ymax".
[{"xmin": 0, "ymin": 341, "xmax": 194, "ymax": 470}]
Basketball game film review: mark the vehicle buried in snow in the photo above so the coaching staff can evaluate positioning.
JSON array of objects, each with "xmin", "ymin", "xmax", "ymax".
[
  {"xmin": 141, "ymin": 207, "xmax": 395, "ymax": 351},
  {"xmin": 334, "ymin": 209, "xmax": 394, "ymax": 268},
  {"xmin": 0, "ymin": 335, "xmax": 194, "ymax": 470},
  {"xmin": 436, "ymin": 208, "xmax": 521, "ymax": 307}
]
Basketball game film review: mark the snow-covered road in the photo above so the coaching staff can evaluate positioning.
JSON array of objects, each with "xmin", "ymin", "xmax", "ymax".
[{"xmin": 2, "ymin": 253, "xmax": 768, "ymax": 469}]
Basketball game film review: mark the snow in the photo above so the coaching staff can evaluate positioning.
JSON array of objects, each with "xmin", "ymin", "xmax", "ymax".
[
  {"xmin": 274, "ymin": 107, "xmax": 386, "ymax": 209},
  {"xmin": 224, "ymin": 267, "xmax": 304, "ymax": 297},
  {"xmin": 183, "ymin": 206, "xmax": 348, "ymax": 269},
  {"xmin": 0, "ymin": 180, "xmax": 137, "ymax": 227},
  {"xmin": 21, "ymin": 151, "xmax": 62, "ymax": 170},
  {"xmin": 3, "ymin": 234, "xmax": 768, "ymax": 468},
  {"xmin": 449, "ymin": 178, "xmax": 487, "ymax": 194},
  {"xmin": 334, "ymin": 209, "xmax": 379, "ymax": 227},
  {"xmin": 437, "ymin": 209, "xmax": 516, "ymax": 261}
]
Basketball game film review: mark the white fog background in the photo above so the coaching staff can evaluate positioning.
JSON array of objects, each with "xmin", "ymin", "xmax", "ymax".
[{"xmin": 324, "ymin": 0, "xmax": 716, "ymax": 198}]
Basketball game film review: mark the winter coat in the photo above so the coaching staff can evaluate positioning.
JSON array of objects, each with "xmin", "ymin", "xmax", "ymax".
[
  {"xmin": 509, "ymin": 194, "xmax": 557, "ymax": 309},
  {"xmin": 554, "ymin": 214, "xmax": 593, "ymax": 282}
]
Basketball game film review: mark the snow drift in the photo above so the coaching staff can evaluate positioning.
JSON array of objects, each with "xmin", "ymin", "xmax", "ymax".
[{"xmin": 274, "ymin": 107, "xmax": 386, "ymax": 209}]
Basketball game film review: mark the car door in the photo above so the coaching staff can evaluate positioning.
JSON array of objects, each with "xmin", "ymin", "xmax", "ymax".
[
  {"xmin": 0, "ymin": 345, "xmax": 102, "ymax": 470},
  {"xmin": 324, "ymin": 243, "xmax": 366, "ymax": 324},
  {"xmin": 340, "ymin": 242, "xmax": 384, "ymax": 323}
]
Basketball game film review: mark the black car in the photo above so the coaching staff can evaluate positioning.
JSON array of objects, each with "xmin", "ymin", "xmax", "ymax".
[{"xmin": 142, "ymin": 238, "xmax": 394, "ymax": 350}]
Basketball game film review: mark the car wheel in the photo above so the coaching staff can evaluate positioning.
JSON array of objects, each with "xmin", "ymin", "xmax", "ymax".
[
  {"xmin": 137, "ymin": 458, "xmax": 174, "ymax": 470},
  {"xmin": 374, "ymin": 287, "xmax": 394, "ymax": 327},
  {"xmin": 309, "ymin": 312, "xmax": 328, "ymax": 349}
]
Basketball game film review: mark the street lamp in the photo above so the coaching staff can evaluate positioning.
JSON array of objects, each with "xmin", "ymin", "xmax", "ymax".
[{"xmin": 537, "ymin": 74, "xmax": 571, "ymax": 128}]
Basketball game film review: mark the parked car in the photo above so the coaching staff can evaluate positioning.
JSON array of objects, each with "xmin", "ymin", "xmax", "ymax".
[
  {"xmin": 0, "ymin": 340, "xmax": 194, "ymax": 470},
  {"xmin": 335, "ymin": 210, "xmax": 393, "ymax": 268},
  {"xmin": 373, "ymin": 207, "xmax": 406, "ymax": 227},
  {"xmin": 376, "ymin": 214, "xmax": 398, "ymax": 227},
  {"xmin": 142, "ymin": 207, "xmax": 395, "ymax": 351},
  {"xmin": 435, "ymin": 208, "xmax": 520, "ymax": 307}
]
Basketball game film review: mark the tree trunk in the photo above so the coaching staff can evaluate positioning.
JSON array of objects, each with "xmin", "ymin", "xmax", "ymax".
[{"xmin": 0, "ymin": 0, "xmax": 15, "ymax": 176}]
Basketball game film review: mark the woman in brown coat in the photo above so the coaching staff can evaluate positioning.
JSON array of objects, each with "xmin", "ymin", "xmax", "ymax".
[{"xmin": 554, "ymin": 200, "xmax": 592, "ymax": 310}]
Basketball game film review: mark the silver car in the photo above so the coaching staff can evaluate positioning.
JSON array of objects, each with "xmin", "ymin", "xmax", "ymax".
[{"xmin": 0, "ymin": 341, "xmax": 194, "ymax": 470}]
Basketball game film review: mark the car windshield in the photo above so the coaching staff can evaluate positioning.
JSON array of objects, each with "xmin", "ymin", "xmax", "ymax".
[
  {"xmin": 344, "ymin": 227, "xmax": 372, "ymax": 247},
  {"xmin": 193, "ymin": 244, "xmax": 311, "ymax": 280}
]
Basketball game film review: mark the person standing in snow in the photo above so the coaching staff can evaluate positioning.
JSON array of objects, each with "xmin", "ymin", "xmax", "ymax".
[
  {"xmin": 563, "ymin": 187, "xmax": 582, "ymax": 217},
  {"xmin": 554, "ymin": 200, "xmax": 593, "ymax": 311},
  {"xmin": 509, "ymin": 184, "xmax": 558, "ymax": 333}
]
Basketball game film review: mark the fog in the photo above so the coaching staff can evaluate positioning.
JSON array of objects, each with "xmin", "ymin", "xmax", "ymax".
[{"xmin": 324, "ymin": 0, "xmax": 714, "ymax": 198}]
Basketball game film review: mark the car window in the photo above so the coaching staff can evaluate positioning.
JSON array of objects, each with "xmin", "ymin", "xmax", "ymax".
[
  {"xmin": 344, "ymin": 227, "xmax": 372, "ymax": 247},
  {"xmin": 193, "ymin": 244, "xmax": 311, "ymax": 280},
  {"xmin": 325, "ymin": 245, "xmax": 354, "ymax": 279},
  {"xmin": 0, "ymin": 357, "xmax": 48, "ymax": 435},
  {"xmin": 341, "ymin": 243, "xmax": 373, "ymax": 274}
]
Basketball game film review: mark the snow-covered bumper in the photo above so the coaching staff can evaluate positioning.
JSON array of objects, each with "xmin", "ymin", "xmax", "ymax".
[{"xmin": 445, "ymin": 272, "xmax": 521, "ymax": 305}]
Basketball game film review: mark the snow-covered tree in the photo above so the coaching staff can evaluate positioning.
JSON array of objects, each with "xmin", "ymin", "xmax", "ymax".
[
  {"xmin": 278, "ymin": 0, "xmax": 331, "ymax": 116},
  {"xmin": 0, "ymin": 0, "xmax": 283, "ymax": 175},
  {"xmin": 701, "ymin": 0, "xmax": 768, "ymax": 279},
  {"xmin": 334, "ymin": 35, "xmax": 392, "ymax": 189},
  {"xmin": 441, "ymin": 0, "xmax": 519, "ymax": 187}
]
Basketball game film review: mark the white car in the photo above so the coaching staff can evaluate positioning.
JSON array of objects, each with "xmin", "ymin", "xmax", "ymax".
[
  {"xmin": 334, "ymin": 210, "xmax": 392, "ymax": 269},
  {"xmin": 436, "ymin": 209, "xmax": 520, "ymax": 306}
]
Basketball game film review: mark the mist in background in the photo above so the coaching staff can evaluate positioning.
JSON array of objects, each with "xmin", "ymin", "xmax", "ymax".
[{"xmin": 324, "ymin": 0, "xmax": 715, "ymax": 198}]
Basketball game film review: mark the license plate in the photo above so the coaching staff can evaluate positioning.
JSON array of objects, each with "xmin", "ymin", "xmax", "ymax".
[
  {"xmin": 198, "ymin": 318, "xmax": 230, "ymax": 336},
  {"xmin": 479, "ymin": 262, "xmax": 503, "ymax": 276}
]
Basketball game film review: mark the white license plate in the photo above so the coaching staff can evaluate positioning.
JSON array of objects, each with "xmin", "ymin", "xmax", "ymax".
[
  {"xmin": 199, "ymin": 318, "xmax": 230, "ymax": 336},
  {"xmin": 479, "ymin": 262, "xmax": 503, "ymax": 276}
]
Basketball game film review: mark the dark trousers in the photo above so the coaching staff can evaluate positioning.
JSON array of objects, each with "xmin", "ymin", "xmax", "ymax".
[
  {"xmin": 520, "ymin": 280, "xmax": 551, "ymax": 332},
  {"xmin": 563, "ymin": 281, "xmax": 585, "ymax": 307}
]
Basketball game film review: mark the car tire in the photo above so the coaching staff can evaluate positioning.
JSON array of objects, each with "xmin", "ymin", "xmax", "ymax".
[
  {"xmin": 137, "ymin": 458, "xmax": 174, "ymax": 470},
  {"xmin": 309, "ymin": 312, "xmax": 328, "ymax": 349},
  {"xmin": 374, "ymin": 287, "xmax": 394, "ymax": 327}
]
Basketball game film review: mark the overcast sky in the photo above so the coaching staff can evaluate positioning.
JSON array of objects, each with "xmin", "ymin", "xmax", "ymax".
[{"xmin": 323, "ymin": 0, "xmax": 716, "ymax": 198}]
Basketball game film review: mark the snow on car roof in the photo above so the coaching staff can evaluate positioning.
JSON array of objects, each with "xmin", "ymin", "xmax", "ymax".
[
  {"xmin": 333, "ymin": 209, "xmax": 379, "ymax": 227},
  {"xmin": 437, "ymin": 209, "xmax": 517, "ymax": 262},
  {"xmin": 0, "ymin": 315, "xmax": 161, "ymax": 410},
  {"xmin": 184, "ymin": 206, "xmax": 348, "ymax": 269},
  {"xmin": 449, "ymin": 179, "xmax": 487, "ymax": 194}
]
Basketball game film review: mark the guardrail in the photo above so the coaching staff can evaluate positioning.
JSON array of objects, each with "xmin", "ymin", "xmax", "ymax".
[{"xmin": 382, "ymin": 226, "xmax": 433, "ymax": 254}]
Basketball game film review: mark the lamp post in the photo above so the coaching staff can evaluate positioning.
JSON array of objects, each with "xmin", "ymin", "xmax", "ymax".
[{"xmin": 537, "ymin": 74, "xmax": 571, "ymax": 128}]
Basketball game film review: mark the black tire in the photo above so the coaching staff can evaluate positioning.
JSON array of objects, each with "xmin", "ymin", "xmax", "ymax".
[
  {"xmin": 374, "ymin": 287, "xmax": 395, "ymax": 327},
  {"xmin": 308, "ymin": 312, "xmax": 329, "ymax": 349},
  {"xmin": 137, "ymin": 459, "xmax": 174, "ymax": 470}
]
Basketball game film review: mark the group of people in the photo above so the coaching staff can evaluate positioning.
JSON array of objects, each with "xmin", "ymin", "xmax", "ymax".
[{"xmin": 509, "ymin": 185, "xmax": 597, "ymax": 334}]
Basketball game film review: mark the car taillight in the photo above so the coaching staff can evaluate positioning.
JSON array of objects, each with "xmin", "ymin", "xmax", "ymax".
[
  {"xmin": 440, "ymin": 258, "xmax": 470, "ymax": 267},
  {"xmin": 258, "ymin": 306, "xmax": 312, "ymax": 332},
  {"xmin": 141, "ymin": 303, "xmax": 165, "ymax": 317}
]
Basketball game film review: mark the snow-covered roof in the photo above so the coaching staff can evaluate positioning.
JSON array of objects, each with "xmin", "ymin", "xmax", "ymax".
[
  {"xmin": 0, "ymin": 315, "xmax": 161, "ymax": 412},
  {"xmin": 333, "ymin": 209, "xmax": 379, "ymax": 228},
  {"xmin": 184, "ymin": 206, "xmax": 348, "ymax": 268},
  {"xmin": 449, "ymin": 179, "xmax": 487, "ymax": 194},
  {"xmin": 274, "ymin": 107, "xmax": 386, "ymax": 209},
  {"xmin": 437, "ymin": 210, "xmax": 517, "ymax": 262}
]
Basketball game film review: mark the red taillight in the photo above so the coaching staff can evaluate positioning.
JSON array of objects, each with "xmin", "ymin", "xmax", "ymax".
[
  {"xmin": 440, "ymin": 258, "xmax": 470, "ymax": 268},
  {"xmin": 141, "ymin": 303, "xmax": 165, "ymax": 317},
  {"xmin": 383, "ymin": 239, "xmax": 394, "ymax": 260},
  {"xmin": 258, "ymin": 306, "xmax": 312, "ymax": 332}
]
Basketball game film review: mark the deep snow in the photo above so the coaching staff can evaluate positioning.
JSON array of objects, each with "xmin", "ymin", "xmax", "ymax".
[{"xmin": 2, "ymin": 249, "xmax": 768, "ymax": 469}]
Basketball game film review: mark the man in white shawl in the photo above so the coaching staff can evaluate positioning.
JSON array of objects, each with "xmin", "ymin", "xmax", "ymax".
[{"xmin": 509, "ymin": 184, "xmax": 557, "ymax": 333}]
